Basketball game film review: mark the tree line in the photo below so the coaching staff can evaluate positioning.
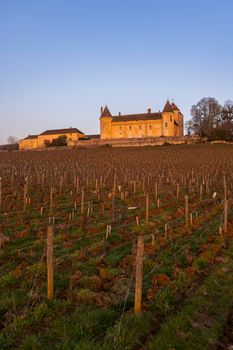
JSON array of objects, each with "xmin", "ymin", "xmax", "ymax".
[{"xmin": 186, "ymin": 98, "xmax": 233, "ymax": 141}]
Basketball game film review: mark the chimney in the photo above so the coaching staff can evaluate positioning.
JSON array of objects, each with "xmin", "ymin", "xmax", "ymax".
[
  {"xmin": 101, "ymin": 106, "xmax": 103, "ymax": 115},
  {"xmin": 119, "ymin": 112, "xmax": 121, "ymax": 116},
  {"xmin": 148, "ymin": 108, "xmax": 151, "ymax": 114}
]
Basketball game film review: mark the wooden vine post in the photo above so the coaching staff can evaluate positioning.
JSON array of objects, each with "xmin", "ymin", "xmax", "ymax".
[
  {"xmin": 81, "ymin": 190, "xmax": 84, "ymax": 215},
  {"xmin": 164, "ymin": 223, "xmax": 168, "ymax": 239},
  {"xmin": 185, "ymin": 195, "xmax": 189, "ymax": 231},
  {"xmin": 155, "ymin": 182, "xmax": 158, "ymax": 201},
  {"xmin": 23, "ymin": 176, "xmax": 28, "ymax": 211},
  {"xmin": 112, "ymin": 192, "xmax": 115, "ymax": 222},
  {"xmin": 146, "ymin": 193, "xmax": 149, "ymax": 225},
  {"xmin": 223, "ymin": 175, "xmax": 227, "ymax": 201},
  {"xmin": 49, "ymin": 187, "xmax": 53, "ymax": 215},
  {"xmin": 176, "ymin": 183, "xmax": 179, "ymax": 200},
  {"xmin": 134, "ymin": 233, "xmax": 144, "ymax": 314},
  {"xmin": 200, "ymin": 184, "xmax": 203, "ymax": 201},
  {"xmin": 224, "ymin": 199, "xmax": 228, "ymax": 233},
  {"xmin": 47, "ymin": 224, "xmax": 54, "ymax": 300}
]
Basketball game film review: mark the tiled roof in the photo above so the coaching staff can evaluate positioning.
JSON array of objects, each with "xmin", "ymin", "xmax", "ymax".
[
  {"xmin": 40, "ymin": 128, "xmax": 84, "ymax": 136},
  {"xmin": 112, "ymin": 112, "xmax": 162, "ymax": 122},
  {"xmin": 24, "ymin": 135, "xmax": 38, "ymax": 140},
  {"xmin": 171, "ymin": 102, "xmax": 179, "ymax": 111},
  {"xmin": 163, "ymin": 100, "xmax": 173, "ymax": 113},
  {"xmin": 87, "ymin": 134, "xmax": 100, "ymax": 139},
  {"xmin": 100, "ymin": 106, "xmax": 112, "ymax": 118}
]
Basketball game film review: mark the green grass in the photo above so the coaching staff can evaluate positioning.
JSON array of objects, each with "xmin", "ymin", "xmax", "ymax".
[{"xmin": 147, "ymin": 243, "xmax": 233, "ymax": 350}]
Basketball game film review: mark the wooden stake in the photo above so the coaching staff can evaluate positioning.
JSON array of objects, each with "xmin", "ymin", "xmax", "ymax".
[
  {"xmin": 164, "ymin": 223, "xmax": 168, "ymax": 239},
  {"xmin": 155, "ymin": 182, "xmax": 158, "ymax": 200},
  {"xmin": 105, "ymin": 224, "xmax": 111, "ymax": 240},
  {"xmin": 185, "ymin": 195, "xmax": 189, "ymax": 230},
  {"xmin": 49, "ymin": 187, "xmax": 53, "ymax": 215},
  {"xmin": 23, "ymin": 177, "xmax": 28, "ymax": 211},
  {"xmin": 133, "ymin": 181, "xmax": 136, "ymax": 196},
  {"xmin": 190, "ymin": 213, "xmax": 193, "ymax": 226},
  {"xmin": 76, "ymin": 177, "xmax": 79, "ymax": 194},
  {"xmin": 87, "ymin": 201, "xmax": 91, "ymax": 217},
  {"xmin": 47, "ymin": 225, "xmax": 54, "ymax": 300},
  {"xmin": 219, "ymin": 226, "xmax": 223, "ymax": 238},
  {"xmin": 112, "ymin": 193, "xmax": 115, "ymax": 221},
  {"xmin": 134, "ymin": 234, "xmax": 144, "ymax": 314},
  {"xmin": 200, "ymin": 184, "xmax": 203, "ymax": 201},
  {"xmin": 223, "ymin": 175, "xmax": 227, "ymax": 201},
  {"xmin": 176, "ymin": 183, "xmax": 179, "ymax": 200},
  {"xmin": 81, "ymin": 190, "xmax": 84, "ymax": 215},
  {"xmin": 224, "ymin": 199, "xmax": 228, "ymax": 233},
  {"xmin": 146, "ymin": 193, "xmax": 149, "ymax": 225},
  {"xmin": 152, "ymin": 233, "xmax": 155, "ymax": 246}
]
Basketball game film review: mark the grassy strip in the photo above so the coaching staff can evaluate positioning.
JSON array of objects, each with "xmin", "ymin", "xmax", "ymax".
[
  {"xmin": 95, "ymin": 221, "xmax": 223, "ymax": 349},
  {"xmin": 146, "ymin": 241, "xmax": 233, "ymax": 350}
]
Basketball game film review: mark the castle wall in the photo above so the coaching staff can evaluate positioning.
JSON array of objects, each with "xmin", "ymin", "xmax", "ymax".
[
  {"xmin": 111, "ymin": 119, "xmax": 162, "ymax": 138},
  {"xmin": 19, "ymin": 138, "xmax": 38, "ymax": 150},
  {"xmin": 70, "ymin": 135, "xmax": 206, "ymax": 148}
]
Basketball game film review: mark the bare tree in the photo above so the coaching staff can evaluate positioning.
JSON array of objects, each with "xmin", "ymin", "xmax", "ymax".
[
  {"xmin": 190, "ymin": 98, "xmax": 222, "ymax": 138},
  {"xmin": 7, "ymin": 136, "xmax": 18, "ymax": 144},
  {"xmin": 220, "ymin": 101, "xmax": 233, "ymax": 140},
  {"xmin": 222, "ymin": 100, "xmax": 233, "ymax": 123}
]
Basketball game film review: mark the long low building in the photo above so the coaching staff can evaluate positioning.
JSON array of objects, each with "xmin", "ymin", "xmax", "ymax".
[
  {"xmin": 19, "ymin": 128, "xmax": 85, "ymax": 150},
  {"xmin": 100, "ymin": 100, "xmax": 184, "ymax": 139}
]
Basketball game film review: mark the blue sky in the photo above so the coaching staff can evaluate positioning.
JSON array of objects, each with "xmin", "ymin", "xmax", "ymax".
[{"xmin": 0, "ymin": 0, "xmax": 232, "ymax": 143}]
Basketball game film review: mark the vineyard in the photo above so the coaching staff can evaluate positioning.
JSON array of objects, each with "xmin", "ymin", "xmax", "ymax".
[{"xmin": 1, "ymin": 144, "xmax": 233, "ymax": 350}]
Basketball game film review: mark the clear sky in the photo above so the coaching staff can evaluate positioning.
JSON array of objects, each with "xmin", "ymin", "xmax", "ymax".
[{"xmin": 0, "ymin": 0, "xmax": 232, "ymax": 143}]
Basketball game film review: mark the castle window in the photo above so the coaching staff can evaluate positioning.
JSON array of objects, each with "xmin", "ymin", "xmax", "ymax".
[
  {"xmin": 165, "ymin": 122, "xmax": 168, "ymax": 128},
  {"xmin": 119, "ymin": 126, "xmax": 122, "ymax": 131},
  {"xmin": 129, "ymin": 126, "xmax": 131, "ymax": 130},
  {"xmin": 170, "ymin": 115, "xmax": 172, "ymax": 122},
  {"xmin": 139, "ymin": 125, "xmax": 141, "ymax": 130},
  {"xmin": 149, "ymin": 125, "xmax": 152, "ymax": 129}
]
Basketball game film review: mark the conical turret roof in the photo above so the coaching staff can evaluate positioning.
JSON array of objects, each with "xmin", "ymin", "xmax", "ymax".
[
  {"xmin": 101, "ymin": 106, "xmax": 112, "ymax": 118},
  {"xmin": 163, "ymin": 100, "xmax": 173, "ymax": 113},
  {"xmin": 171, "ymin": 102, "xmax": 179, "ymax": 111}
]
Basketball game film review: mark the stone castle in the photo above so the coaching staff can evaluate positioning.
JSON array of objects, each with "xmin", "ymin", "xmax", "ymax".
[
  {"xmin": 100, "ymin": 100, "xmax": 183, "ymax": 139},
  {"xmin": 19, "ymin": 100, "xmax": 184, "ymax": 150}
]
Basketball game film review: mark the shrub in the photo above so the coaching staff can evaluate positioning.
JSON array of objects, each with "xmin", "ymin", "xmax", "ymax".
[{"xmin": 45, "ymin": 135, "xmax": 68, "ymax": 147}]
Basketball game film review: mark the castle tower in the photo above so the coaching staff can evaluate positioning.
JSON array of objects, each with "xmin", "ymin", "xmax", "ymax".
[
  {"xmin": 162, "ymin": 100, "xmax": 175, "ymax": 137},
  {"xmin": 171, "ymin": 102, "xmax": 184, "ymax": 136},
  {"xmin": 100, "ymin": 106, "xmax": 112, "ymax": 139}
]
